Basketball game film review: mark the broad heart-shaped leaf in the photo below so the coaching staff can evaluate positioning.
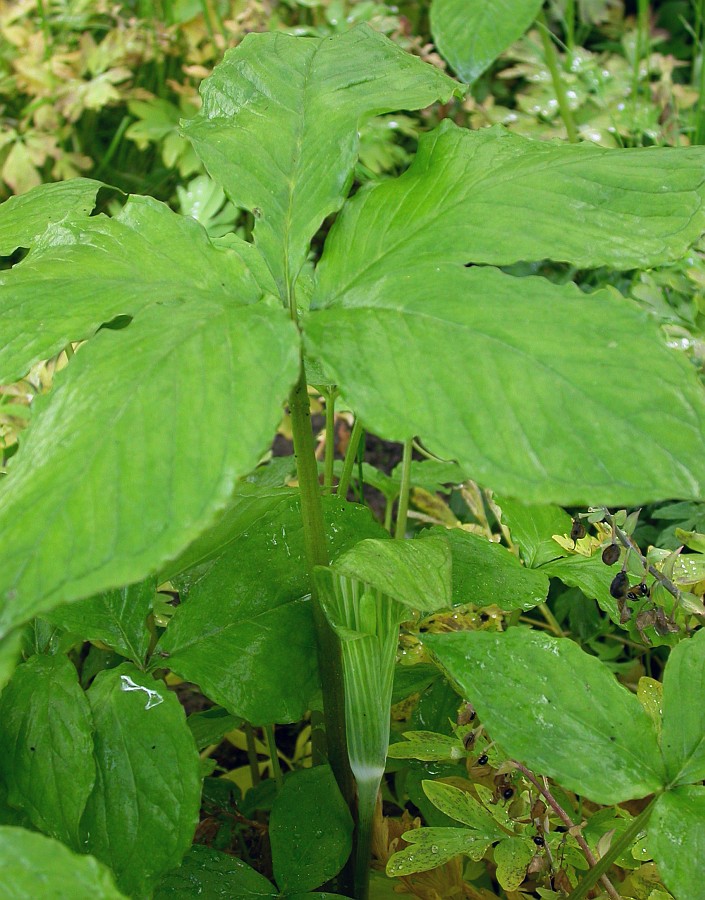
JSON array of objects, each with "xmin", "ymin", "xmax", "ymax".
[
  {"xmin": 156, "ymin": 496, "xmax": 385, "ymax": 724},
  {"xmin": 332, "ymin": 534, "xmax": 452, "ymax": 612},
  {"xmin": 306, "ymin": 264, "xmax": 705, "ymax": 505},
  {"xmin": 436, "ymin": 526, "xmax": 549, "ymax": 611},
  {"xmin": 154, "ymin": 846, "xmax": 277, "ymax": 899},
  {"xmin": 496, "ymin": 497, "xmax": 571, "ymax": 567},
  {"xmin": 649, "ymin": 785, "xmax": 705, "ymax": 900},
  {"xmin": 0, "ymin": 630, "xmax": 21, "ymax": 693},
  {"xmin": 0, "ymin": 654, "xmax": 95, "ymax": 848},
  {"xmin": 423, "ymin": 628, "xmax": 667, "ymax": 804},
  {"xmin": 269, "ymin": 765, "xmax": 353, "ymax": 894},
  {"xmin": 0, "ymin": 826, "xmax": 126, "ymax": 899},
  {"xmin": 0, "ymin": 177, "xmax": 102, "ymax": 255},
  {"xmin": 430, "ymin": 0, "xmax": 543, "ymax": 84},
  {"xmin": 314, "ymin": 122, "xmax": 705, "ymax": 295},
  {"xmin": 661, "ymin": 629, "xmax": 705, "ymax": 785},
  {"xmin": 0, "ymin": 299, "xmax": 299, "ymax": 639},
  {"xmin": 0, "ymin": 193, "xmax": 273, "ymax": 384},
  {"xmin": 183, "ymin": 25, "xmax": 461, "ymax": 294},
  {"xmin": 81, "ymin": 664, "xmax": 201, "ymax": 899},
  {"xmin": 45, "ymin": 577, "xmax": 155, "ymax": 666}
]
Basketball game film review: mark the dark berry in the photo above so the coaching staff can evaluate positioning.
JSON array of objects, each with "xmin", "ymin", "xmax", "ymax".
[{"xmin": 602, "ymin": 543, "xmax": 620, "ymax": 566}]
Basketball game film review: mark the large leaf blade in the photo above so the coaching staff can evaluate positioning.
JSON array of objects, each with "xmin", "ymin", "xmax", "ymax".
[
  {"xmin": 0, "ymin": 194, "xmax": 270, "ymax": 382},
  {"xmin": 0, "ymin": 300, "xmax": 299, "ymax": 638},
  {"xmin": 314, "ymin": 122, "xmax": 705, "ymax": 300},
  {"xmin": 430, "ymin": 0, "xmax": 543, "ymax": 84},
  {"xmin": 183, "ymin": 26, "xmax": 461, "ymax": 293},
  {"xmin": 424, "ymin": 628, "xmax": 666, "ymax": 804},
  {"xmin": 0, "ymin": 826, "xmax": 126, "ymax": 899},
  {"xmin": 81, "ymin": 664, "xmax": 202, "ymax": 898},
  {"xmin": 156, "ymin": 496, "xmax": 385, "ymax": 724},
  {"xmin": 305, "ymin": 265, "xmax": 705, "ymax": 504},
  {"xmin": 661, "ymin": 628, "xmax": 705, "ymax": 785},
  {"xmin": 0, "ymin": 178, "xmax": 102, "ymax": 255},
  {"xmin": 649, "ymin": 786, "xmax": 705, "ymax": 900},
  {"xmin": 0, "ymin": 654, "xmax": 95, "ymax": 848}
]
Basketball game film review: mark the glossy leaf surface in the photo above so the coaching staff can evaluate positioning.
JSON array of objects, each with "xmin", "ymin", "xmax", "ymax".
[
  {"xmin": 0, "ymin": 178, "xmax": 102, "ymax": 255},
  {"xmin": 307, "ymin": 265, "xmax": 705, "ymax": 504},
  {"xmin": 649, "ymin": 786, "xmax": 705, "ymax": 900},
  {"xmin": 0, "ymin": 826, "xmax": 126, "ymax": 899},
  {"xmin": 494, "ymin": 837, "xmax": 534, "ymax": 892},
  {"xmin": 157, "ymin": 497, "xmax": 385, "ymax": 724},
  {"xmin": 315, "ymin": 122, "xmax": 705, "ymax": 290},
  {"xmin": 661, "ymin": 628, "xmax": 705, "ymax": 784},
  {"xmin": 387, "ymin": 826, "xmax": 491, "ymax": 876},
  {"xmin": 0, "ymin": 654, "xmax": 94, "ymax": 848},
  {"xmin": 46, "ymin": 578, "xmax": 155, "ymax": 665},
  {"xmin": 183, "ymin": 26, "xmax": 461, "ymax": 291},
  {"xmin": 333, "ymin": 534, "xmax": 451, "ymax": 612},
  {"xmin": 0, "ymin": 631, "xmax": 21, "ymax": 693},
  {"xmin": 424, "ymin": 628, "xmax": 666, "ymax": 803},
  {"xmin": 422, "ymin": 781, "xmax": 506, "ymax": 836},
  {"xmin": 497, "ymin": 497, "xmax": 571, "ymax": 567},
  {"xmin": 437, "ymin": 526, "xmax": 549, "ymax": 610},
  {"xmin": 269, "ymin": 765, "xmax": 353, "ymax": 894},
  {"xmin": 154, "ymin": 846, "xmax": 277, "ymax": 899},
  {"xmin": 0, "ymin": 195, "xmax": 272, "ymax": 383},
  {"xmin": 0, "ymin": 300, "xmax": 298, "ymax": 638},
  {"xmin": 431, "ymin": 0, "xmax": 543, "ymax": 84},
  {"xmin": 81, "ymin": 665, "xmax": 201, "ymax": 898}
]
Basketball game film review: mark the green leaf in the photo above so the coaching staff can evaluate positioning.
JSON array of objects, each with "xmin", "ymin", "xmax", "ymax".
[
  {"xmin": 269, "ymin": 765, "xmax": 353, "ymax": 894},
  {"xmin": 186, "ymin": 707, "xmax": 242, "ymax": 751},
  {"xmin": 437, "ymin": 526, "xmax": 549, "ymax": 610},
  {"xmin": 0, "ymin": 654, "xmax": 95, "ymax": 848},
  {"xmin": 430, "ymin": 0, "xmax": 543, "ymax": 84},
  {"xmin": 496, "ymin": 497, "xmax": 571, "ymax": 567},
  {"xmin": 0, "ymin": 178, "xmax": 102, "ymax": 255},
  {"xmin": 45, "ymin": 578, "xmax": 155, "ymax": 665},
  {"xmin": 387, "ymin": 731, "xmax": 465, "ymax": 762},
  {"xmin": 0, "ymin": 194, "xmax": 273, "ymax": 383},
  {"xmin": 183, "ymin": 26, "xmax": 461, "ymax": 292},
  {"xmin": 494, "ymin": 836, "xmax": 535, "ymax": 892},
  {"xmin": 154, "ymin": 845, "xmax": 277, "ymax": 899},
  {"xmin": 541, "ymin": 554, "xmax": 620, "ymax": 622},
  {"xmin": 0, "ymin": 826, "xmax": 126, "ymax": 899},
  {"xmin": 307, "ymin": 265, "xmax": 705, "ymax": 505},
  {"xmin": 333, "ymin": 534, "xmax": 452, "ymax": 612},
  {"xmin": 156, "ymin": 496, "xmax": 385, "ymax": 724},
  {"xmin": 649, "ymin": 786, "xmax": 705, "ymax": 900},
  {"xmin": 661, "ymin": 629, "xmax": 705, "ymax": 785},
  {"xmin": 314, "ymin": 122, "xmax": 705, "ymax": 289},
  {"xmin": 422, "ymin": 780, "xmax": 507, "ymax": 836},
  {"xmin": 387, "ymin": 826, "xmax": 491, "ymax": 876},
  {"xmin": 0, "ymin": 630, "xmax": 21, "ymax": 692},
  {"xmin": 81, "ymin": 664, "xmax": 202, "ymax": 898},
  {"xmin": 424, "ymin": 628, "xmax": 666, "ymax": 804},
  {"xmin": 0, "ymin": 300, "xmax": 298, "ymax": 639}
]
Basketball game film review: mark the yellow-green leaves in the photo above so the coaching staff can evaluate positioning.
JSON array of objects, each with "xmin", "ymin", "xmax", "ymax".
[{"xmin": 183, "ymin": 26, "xmax": 462, "ymax": 294}]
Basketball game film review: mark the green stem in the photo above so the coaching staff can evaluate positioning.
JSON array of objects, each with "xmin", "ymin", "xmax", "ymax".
[
  {"xmin": 394, "ymin": 438, "xmax": 413, "ymax": 540},
  {"xmin": 288, "ymin": 361, "xmax": 356, "ymax": 894},
  {"xmin": 696, "ymin": 0, "xmax": 705, "ymax": 143},
  {"xmin": 383, "ymin": 497, "xmax": 395, "ymax": 533},
  {"xmin": 264, "ymin": 725, "xmax": 284, "ymax": 790},
  {"xmin": 538, "ymin": 602, "xmax": 564, "ymax": 637},
  {"xmin": 93, "ymin": 115, "xmax": 130, "ymax": 179},
  {"xmin": 564, "ymin": 0, "xmax": 575, "ymax": 54},
  {"xmin": 568, "ymin": 798, "xmax": 657, "ymax": 900},
  {"xmin": 244, "ymin": 724, "xmax": 260, "ymax": 787},
  {"xmin": 323, "ymin": 389, "xmax": 336, "ymax": 493},
  {"xmin": 537, "ymin": 10, "xmax": 578, "ymax": 143},
  {"xmin": 337, "ymin": 418, "xmax": 364, "ymax": 499}
]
